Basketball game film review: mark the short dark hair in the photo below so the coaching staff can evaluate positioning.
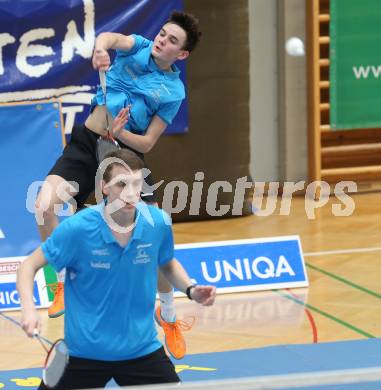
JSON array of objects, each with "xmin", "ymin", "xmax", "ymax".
[
  {"xmin": 102, "ymin": 149, "xmax": 144, "ymax": 183},
  {"xmin": 167, "ymin": 11, "xmax": 201, "ymax": 52}
]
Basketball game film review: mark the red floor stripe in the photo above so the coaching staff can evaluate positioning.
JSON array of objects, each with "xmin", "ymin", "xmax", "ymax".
[{"xmin": 286, "ymin": 288, "xmax": 318, "ymax": 343}]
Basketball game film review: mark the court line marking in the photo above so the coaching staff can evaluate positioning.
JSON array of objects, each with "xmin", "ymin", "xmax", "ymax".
[
  {"xmin": 275, "ymin": 290, "xmax": 376, "ymax": 339},
  {"xmin": 305, "ymin": 246, "xmax": 381, "ymax": 257},
  {"xmin": 304, "ymin": 246, "xmax": 381, "ymax": 299},
  {"xmin": 286, "ymin": 288, "xmax": 318, "ymax": 343},
  {"xmin": 301, "ymin": 247, "xmax": 381, "ymax": 335},
  {"xmin": 306, "ymin": 263, "xmax": 381, "ymax": 300}
]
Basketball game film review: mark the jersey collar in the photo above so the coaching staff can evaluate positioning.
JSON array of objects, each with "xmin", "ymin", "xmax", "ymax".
[
  {"xmin": 95, "ymin": 202, "xmax": 145, "ymax": 245},
  {"xmin": 147, "ymin": 52, "xmax": 181, "ymax": 79}
]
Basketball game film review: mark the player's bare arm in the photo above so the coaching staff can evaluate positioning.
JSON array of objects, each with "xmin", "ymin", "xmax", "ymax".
[
  {"xmin": 113, "ymin": 114, "xmax": 167, "ymax": 153},
  {"xmin": 160, "ymin": 259, "xmax": 217, "ymax": 306},
  {"xmin": 17, "ymin": 247, "xmax": 48, "ymax": 336},
  {"xmin": 92, "ymin": 33, "xmax": 135, "ymax": 70}
]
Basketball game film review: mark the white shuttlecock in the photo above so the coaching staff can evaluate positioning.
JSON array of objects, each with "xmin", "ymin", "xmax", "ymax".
[{"xmin": 285, "ymin": 37, "xmax": 305, "ymax": 57}]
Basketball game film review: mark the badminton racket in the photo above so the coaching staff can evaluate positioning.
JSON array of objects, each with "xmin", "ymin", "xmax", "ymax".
[
  {"xmin": 96, "ymin": 70, "xmax": 120, "ymax": 163},
  {"xmin": 33, "ymin": 328, "xmax": 69, "ymax": 388},
  {"xmin": 0, "ymin": 312, "xmax": 68, "ymax": 388}
]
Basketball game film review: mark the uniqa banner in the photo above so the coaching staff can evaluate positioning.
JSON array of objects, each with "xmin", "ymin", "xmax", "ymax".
[
  {"xmin": 330, "ymin": 0, "xmax": 381, "ymax": 130},
  {"xmin": 174, "ymin": 236, "xmax": 308, "ymax": 294},
  {"xmin": 0, "ymin": 0, "xmax": 187, "ymax": 134}
]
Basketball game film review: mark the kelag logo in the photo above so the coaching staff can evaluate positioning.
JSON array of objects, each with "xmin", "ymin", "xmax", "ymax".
[
  {"xmin": 175, "ymin": 236, "xmax": 308, "ymax": 293},
  {"xmin": 0, "ymin": 282, "xmax": 40, "ymax": 309}
]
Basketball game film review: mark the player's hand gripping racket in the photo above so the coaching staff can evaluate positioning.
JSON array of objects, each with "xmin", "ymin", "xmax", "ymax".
[
  {"xmin": 96, "ymin": 70, "xmax": 121, "ymax": 163},
  {"xmin": 33, "ymin": 329, "xmax": 69, "ymax": 388},
  {"xmin": 0, "ymin": 312, "xmax": 69, "ymax": 388}
]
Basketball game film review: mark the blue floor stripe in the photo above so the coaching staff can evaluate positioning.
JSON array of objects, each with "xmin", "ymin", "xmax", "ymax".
[{"xmin": 1, "ymin": 339, "xmax": 381, "ymax": 389}]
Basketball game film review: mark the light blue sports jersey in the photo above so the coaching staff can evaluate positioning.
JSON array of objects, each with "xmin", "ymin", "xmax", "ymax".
[
  {"xmin": 41, "ymin": 203, "xmax": 174, "ymax": 361},
  {"xmin": 91, "ymin": 34, "xmax": 185, "ymax": 134}
]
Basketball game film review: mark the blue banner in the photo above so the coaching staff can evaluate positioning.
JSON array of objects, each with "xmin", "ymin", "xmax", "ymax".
[
  {"xmin": 0, "ymin": 102, "xmax": 64, "ymax": 258},
  {"xmin": 0, "ymin": 281, "xmax": 40, "ymax": 310},
  {"xmin": 0, "ymin": 0, "xmax": 187, "ymax": 134},
  {"xmin": 174, "ymin": 236, "xmax": 308, "ymax": 293}
]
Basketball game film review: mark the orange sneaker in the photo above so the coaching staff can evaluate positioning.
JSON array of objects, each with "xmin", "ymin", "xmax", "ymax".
[
  {"xmin": 47, "ymin": 282, "xmax": 65, "ymax": 318},
  {"xmin": 154, "ymin": 307, "xmax": 194, "ymax": 360}
]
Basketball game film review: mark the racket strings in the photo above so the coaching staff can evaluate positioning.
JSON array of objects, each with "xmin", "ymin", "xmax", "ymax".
[
  {"xmin": 97, "ymin": 137, "xmax": 121, "ymax": 162},
  {"xmin": 44, "ymin": 340, "xmax": 69, "ymax": 387}
]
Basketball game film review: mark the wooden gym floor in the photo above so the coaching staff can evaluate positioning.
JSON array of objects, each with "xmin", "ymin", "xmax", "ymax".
[{"xmin": 1, "ymin": 192, "xmax": 381, "ymax": 371}]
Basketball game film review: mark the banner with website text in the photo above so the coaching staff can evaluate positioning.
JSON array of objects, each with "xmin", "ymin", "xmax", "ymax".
[
  {"xmin": 330, "ymin": 0, "xmax": 381, "ymax": 130},
  {"xmin": 0, "ymin": 0, "xmax": 187, "ymax": 134}
]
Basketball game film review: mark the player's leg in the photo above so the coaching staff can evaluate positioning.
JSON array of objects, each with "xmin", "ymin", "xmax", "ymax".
[
  {"xmin": 140, "ymin": 165, "xmax": 191, "ymax": 359},
  {"xmin": 112, "ymin": 346, "xmax": 180, "ymax": 386},
  {"xmin": 155, "ymin": 270, "xmax": 189, "ymax": 359},
  {"xmin": 157, "ymin": 270, "xmax": 176, "ymax": 322},
  {"xmin": 35, "ymin": 174, "xmax": 78, "ymax": 318},
  {"xmin": 36, "ymin": 124, "xmax": 100, "ymax": 318},
  {"xmin": 35, "ymin": 175, "xmax": 78, "ymax": 241}
]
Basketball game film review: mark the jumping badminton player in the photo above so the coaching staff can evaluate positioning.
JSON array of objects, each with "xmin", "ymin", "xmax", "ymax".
[
  {"xmin": 18, "ymin": 149, "xmax": 216, "ymax": 389},
  {"xmin": 34, "ymin": 11, "xmax": 201, "ymax": 359}
]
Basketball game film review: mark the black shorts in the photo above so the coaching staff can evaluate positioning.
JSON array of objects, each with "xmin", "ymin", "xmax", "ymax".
[
  {"xmin": 37, "ymin": 347, "xmax": 179, "ymax": 390},
  {"xmin": 48, "ymin": 124, "xmax": 157, "ymax": 208}
]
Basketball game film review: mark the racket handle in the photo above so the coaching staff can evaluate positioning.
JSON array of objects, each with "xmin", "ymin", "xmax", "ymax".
[
  {"xmin": 99, "ymin": 70, "xmax": 106, "ymax": 95},
  {"xmin": 33, "ymin": 328, "xmax": 39, "ymax": 337}
]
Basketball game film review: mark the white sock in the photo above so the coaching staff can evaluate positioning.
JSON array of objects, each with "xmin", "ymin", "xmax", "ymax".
[
  {"xmin": 57, "ymin": 269, "xmax": 66, "ymax": 283},
  {"xmin": 159, "ymin": 290, "xmax": 176, "ymax": 323}
]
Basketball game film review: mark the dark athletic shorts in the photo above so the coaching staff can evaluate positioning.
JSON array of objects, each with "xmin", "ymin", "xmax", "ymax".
[
  {"xmin": 37, "ymin": 346, "xmax": 180, "ymax": 389},
  {"xmin": 48, "ymin": 124, "xmax": 157, "ymax": 208}
]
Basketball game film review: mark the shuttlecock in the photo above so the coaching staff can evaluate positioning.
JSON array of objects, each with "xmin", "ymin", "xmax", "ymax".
[{"xmin": 285, "ymin": 37, "xmax": 305, "ymax": 57}]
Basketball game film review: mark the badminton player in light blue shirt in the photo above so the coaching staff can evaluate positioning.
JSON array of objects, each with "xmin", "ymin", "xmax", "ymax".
[
  {"xmin": 34, "ymin": 11, "xmax": 203, "ymax": 361},
  {"xmin": 17, "ymin": 149, "xmax": 216, "ymax": 389},
  {"xmin": 91, "ymin": 33, "xmax": 186, "ymax": 134}
]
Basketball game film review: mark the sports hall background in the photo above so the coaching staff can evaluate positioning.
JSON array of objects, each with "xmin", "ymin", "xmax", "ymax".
[
  {"xmin": 0, "ymin": 0, "xmax": 313, "ymax": 223},
  {"xmin": 2, "ymin": 1, "xmax": 381, "ymax": 388},
  {"xmin": 150, "ymin": 0, "xmax": 308, "ymax": 220}
]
